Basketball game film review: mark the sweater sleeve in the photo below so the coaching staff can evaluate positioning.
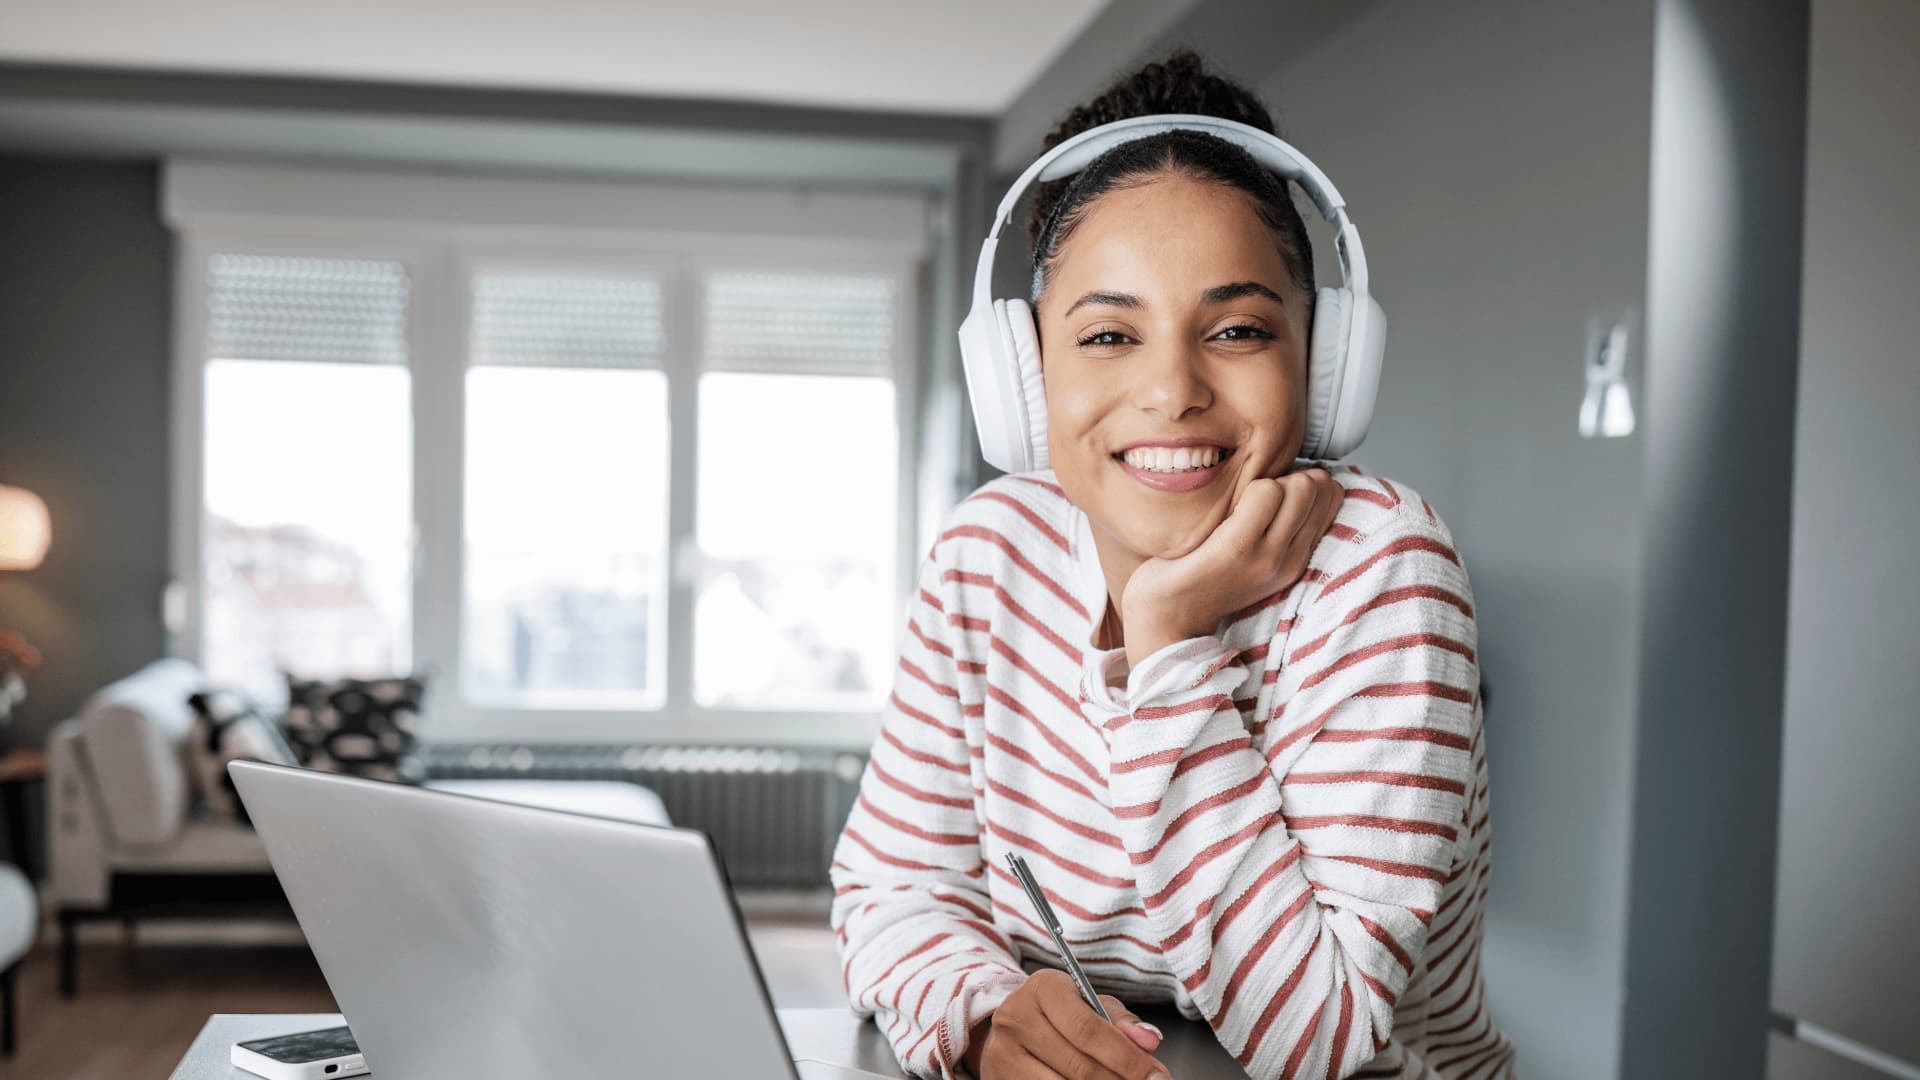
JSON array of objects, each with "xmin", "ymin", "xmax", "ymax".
[
  {"xmin": 1079, "ymin": 514, "xmax": 1478, "ymax": 1078},
  {"xmin": 829, "ymin": 536, "xmax": 1027, "ymax": 1079}
]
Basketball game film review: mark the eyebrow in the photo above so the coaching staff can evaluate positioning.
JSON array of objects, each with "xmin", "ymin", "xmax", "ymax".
[
  {"xmin": 1200, "ymin": 280, "xmax": 1287, "ymax": 307},
  {"xmin": 1060, "ymin": 281, "xmax": 1286, "ymax": 319},
  {"xmin": 1062, "ymin": 290, "xmax": 1142, "ymax": 318}
]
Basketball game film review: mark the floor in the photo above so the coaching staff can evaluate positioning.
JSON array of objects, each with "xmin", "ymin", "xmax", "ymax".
[{"xmin": 2, "ymin": 905, "xmax": 845, "ymax": 1080}]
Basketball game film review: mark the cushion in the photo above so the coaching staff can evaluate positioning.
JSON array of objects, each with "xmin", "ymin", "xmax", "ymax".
[
  {"xmin": 0, "ymin": 863, "xmax": 35, "ymax": 969},
  {"xmin": 282, "ymin": 673, "xmax": 427, "ymax": 783},
  {"xmin": 77, "ymin": 658, "xmax": 205, "ymax": 847},
  {"xmin": 185, "ymin": 688, "xmax": 299, "ymax": 823}
]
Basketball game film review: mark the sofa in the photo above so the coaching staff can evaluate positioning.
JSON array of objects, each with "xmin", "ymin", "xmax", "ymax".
[
  {"xmin": 0, "ymin": 861, "xmax": 33, "ymax": 1055},
  {"xmin": 48, "ymin": 658, "xmax": 668, "ymax": 996}
]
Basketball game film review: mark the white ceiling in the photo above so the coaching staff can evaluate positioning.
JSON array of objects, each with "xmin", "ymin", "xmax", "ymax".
[{"xmin": 0, "ymin": 0, "xmax": 1110, "ymax": 115}]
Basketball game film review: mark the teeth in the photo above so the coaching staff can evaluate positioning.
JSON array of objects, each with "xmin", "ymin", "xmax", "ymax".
[{"xmin": 1121, "ymin": 445, "xmax": 1228, "ymax": 472}]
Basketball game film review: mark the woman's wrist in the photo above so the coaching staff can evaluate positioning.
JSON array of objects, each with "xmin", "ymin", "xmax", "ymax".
[
  {"xmin": 962, "ymin": 1014, "xmax": 994, "ymax": 1076},
  {"xmin": 1121, "ymin": 606, "xmax": 1217, "ymax": 669}
]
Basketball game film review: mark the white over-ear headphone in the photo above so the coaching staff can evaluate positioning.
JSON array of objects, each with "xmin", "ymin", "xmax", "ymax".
[{"xmin": 956, "ymin": 113, "xmax": 1387, "ymax": 474}]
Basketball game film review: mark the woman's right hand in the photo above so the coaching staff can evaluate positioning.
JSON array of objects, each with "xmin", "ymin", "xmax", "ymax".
[
  {"xmin": 963, "ymin": 969, "xmax": 1169, "ymax": 1079},
  {"xmin": 1118, "ymin": 467, "xmax": 1344, "ymax": 668}
]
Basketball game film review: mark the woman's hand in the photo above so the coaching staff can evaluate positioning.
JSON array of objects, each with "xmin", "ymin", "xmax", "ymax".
[
  {"xmin": 1119, "ymin": 467, "xmax": 1344, "ymax": 668},
  {"xmin": 963, "ymin": 969, "xmax": 1168, "ymax": 1079}
]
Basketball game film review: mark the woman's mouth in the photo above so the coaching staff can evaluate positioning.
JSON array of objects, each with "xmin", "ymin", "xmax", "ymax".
[{"xmin": 1112, "ymin": 445, "xmax": 1235, "ymax": 493}]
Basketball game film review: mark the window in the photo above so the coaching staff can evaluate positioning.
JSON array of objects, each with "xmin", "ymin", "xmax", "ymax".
[
  {"xmin": 462, "ymin": 270, "xmax": 670, "ymax": 707},
  {"xmin": 168, "ymin": 163, "xmax": 932, "ymax": 744},
  {"xmin": 694, "ymin": 273, "xmax": 900, "ymax": 709},
  {"xmin": 198, "ymin": 255, "xmax": 413, "ymax": 693}
]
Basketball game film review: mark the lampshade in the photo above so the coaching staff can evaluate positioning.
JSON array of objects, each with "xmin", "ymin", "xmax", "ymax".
[{"xmin": 0, "ymin": 485, "xmax": 51, "ymax": 571}]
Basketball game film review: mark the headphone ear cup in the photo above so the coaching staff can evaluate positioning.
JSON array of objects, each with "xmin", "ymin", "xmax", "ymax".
[
  {"xmin": 998, "ymin": 298, "xmax": 1050, "ymax": 472},
  {"xmin": 957, "ymin": 299, "xmax": 1020, "ymax": 473},
  {"xmin": 1302, "ymin": 286, "xmax": 1352, "ymax": 459},
  {"xmin": 1323, "ymin": 293, "xmax": 1386, "ymax": 459}
]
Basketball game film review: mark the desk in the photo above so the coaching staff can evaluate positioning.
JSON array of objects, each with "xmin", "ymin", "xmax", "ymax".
[{"xmin": 170, "ymin": 1008, "xmax": 1250, "ymax": 1078}]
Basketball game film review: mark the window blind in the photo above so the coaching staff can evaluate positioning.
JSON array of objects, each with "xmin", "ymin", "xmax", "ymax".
[
  {"xmin": 702, "ymin": 271, "xmax": 896, "ymax": 377},
  {"xmin": 206, "ymin": 254, "xmax": 410, "ymax": 366},
  {"xmin": 470, "ymin": 271, "xmax": 666, "ymax": 370}
]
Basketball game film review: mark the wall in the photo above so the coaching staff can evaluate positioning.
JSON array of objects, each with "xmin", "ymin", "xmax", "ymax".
[
  {"xmin": 1260, "ymin": 5, "xmax": 1654, "ymax": 1076},
  {"xmin": 0, "ymin": 156, "xmax": 172, "ymax": 742},
  {"xmin": 1768, "ymin": 0, "xmax": 1920, "ymax": 1070},
  {"xmin": 1619, "ymin": 2, "xmax": 1807, "ymax": 1075}
]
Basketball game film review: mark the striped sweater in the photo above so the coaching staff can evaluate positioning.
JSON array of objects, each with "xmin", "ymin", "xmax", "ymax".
[{"xmin": 829, "ymin": 465, "xmax": 1515, "ymax": 1079}]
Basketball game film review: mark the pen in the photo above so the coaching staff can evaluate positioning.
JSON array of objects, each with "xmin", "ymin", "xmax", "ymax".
[{"xmin": 1005, "ymin": 851, "xmax": 1112, "ymax": 1022}]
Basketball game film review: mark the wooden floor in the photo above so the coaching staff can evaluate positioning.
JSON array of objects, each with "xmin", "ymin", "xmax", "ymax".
[{"xmin": 3, "ymin": 912, "xmax": 844, "ymax": 1080}]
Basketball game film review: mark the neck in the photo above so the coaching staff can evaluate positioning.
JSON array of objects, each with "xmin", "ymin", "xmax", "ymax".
[{"xmin": 1087, "ymin": 519, "xmax": 1148, "ymax": 651}]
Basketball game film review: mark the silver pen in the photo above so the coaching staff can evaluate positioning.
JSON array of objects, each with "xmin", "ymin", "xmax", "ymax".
[{"xmin": 1005, "ymin": 851, "xmax": 1112, "ymax": 1022}]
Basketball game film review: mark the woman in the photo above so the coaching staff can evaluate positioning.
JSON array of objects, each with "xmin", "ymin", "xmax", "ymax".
[{"xmin": 831, "ymin": 52, "xmax": 1514, "ymax": 1080}]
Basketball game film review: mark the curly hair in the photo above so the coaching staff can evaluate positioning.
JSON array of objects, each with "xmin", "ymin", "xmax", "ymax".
[{"xmin": 1027, "ymin": 49, "xmax": 1317, "ymax": 305}]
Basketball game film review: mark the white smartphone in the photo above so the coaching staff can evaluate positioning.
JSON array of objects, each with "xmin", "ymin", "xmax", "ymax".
[{"xmin": 230, "ymin": 1025, "xmax": 368, "ymax": 1080}]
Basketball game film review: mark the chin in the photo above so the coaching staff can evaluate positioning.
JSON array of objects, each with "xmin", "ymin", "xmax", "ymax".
[
  {"xmin": 1063, "ymin": 453, "xmax": 1241, "ymax": 559},
  {"xmin": 1113, "ymin": 509, "xmax": 1216, "ymax": 562}
]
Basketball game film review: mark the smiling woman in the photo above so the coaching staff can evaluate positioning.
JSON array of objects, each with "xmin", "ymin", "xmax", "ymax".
[
  {"xmin": 1039, "ymin": 174, "xmax": 1311, "ymax": 588},
  {"xmin": 831, "ymin": 51, "xmax": 1515, "ymax": 1080}
]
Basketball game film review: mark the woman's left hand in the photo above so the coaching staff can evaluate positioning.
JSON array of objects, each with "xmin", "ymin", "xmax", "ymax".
[{"xmin": 1118, "ymin": 467, "xmax": 1344, "ymax": 668}]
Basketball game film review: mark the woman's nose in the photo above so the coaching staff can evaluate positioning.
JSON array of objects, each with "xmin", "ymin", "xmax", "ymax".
[{"xmin": 1132, "ymin": 343, "xmax": 1212, "ymax": 420}]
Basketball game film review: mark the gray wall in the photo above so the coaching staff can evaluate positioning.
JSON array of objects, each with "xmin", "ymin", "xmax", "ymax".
[
  {"xmin": 1619, "ymin": 2, "xmax": 1807, "ymax": 1075},
  {"xmin": 1769, "ymin": 0, "xmax": 1920, "ymax": 1070},
  {"xmin": 0, "ymin": 156, "xmax": 172, "ymax": 743},
  {"xmin": 1260, "ymin": 6, "xmax": 1655, "ymax": 1077}
]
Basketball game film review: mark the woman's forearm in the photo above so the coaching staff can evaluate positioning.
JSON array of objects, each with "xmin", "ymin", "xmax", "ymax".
[{"xmin": 1082, "ymin": 516, "xmax": 1479, "ymax": 1076}]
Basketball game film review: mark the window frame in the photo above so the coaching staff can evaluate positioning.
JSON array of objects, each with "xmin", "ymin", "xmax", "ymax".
[{"xmin": 166, "ymin": 160, "xmax": 933, "ymax": 748}]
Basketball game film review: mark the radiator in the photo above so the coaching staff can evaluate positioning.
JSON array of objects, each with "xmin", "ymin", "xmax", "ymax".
[{"xmin": 423, "ymin": 743, "xmax": 865, "ymax": 889}]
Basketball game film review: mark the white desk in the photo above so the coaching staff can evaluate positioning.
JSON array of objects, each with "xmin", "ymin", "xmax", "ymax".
[{"xmin": 169, "ymin": 1009, "xmax": 1251, "ymax": 1078}]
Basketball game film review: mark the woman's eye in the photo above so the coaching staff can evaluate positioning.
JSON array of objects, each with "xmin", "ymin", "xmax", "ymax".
[
  {"xmin": 1076, "ymin": 329, "xmax": 1134, "ymax": 348},
  {"xmin": 1215, "ymin": 323, "xmax": 1275, "ymax": 342}
]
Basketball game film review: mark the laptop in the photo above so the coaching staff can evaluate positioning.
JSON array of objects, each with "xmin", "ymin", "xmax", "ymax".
[{"xmin": 229, "ymin": 759, "xmax": 892, "ymax": 1079}]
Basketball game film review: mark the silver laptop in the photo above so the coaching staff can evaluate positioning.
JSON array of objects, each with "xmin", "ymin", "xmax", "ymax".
[{"xmin": 230, "ymin": 759, "xmax": 890, "ymax": 1079}]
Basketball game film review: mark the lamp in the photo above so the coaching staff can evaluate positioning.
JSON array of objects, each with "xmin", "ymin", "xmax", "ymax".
[
  {"xmin": 0, "ymin": 485, "xmax": 48, "ymax": 736},
  {"xmin": 0, "ymin": 486, "xmax": 50, "ymax": 572}
]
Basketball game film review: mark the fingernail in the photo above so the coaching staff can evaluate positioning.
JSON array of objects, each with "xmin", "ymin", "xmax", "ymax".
[{"xmin": 1138, "ymin": 1022, "xmax": 1164, "ymax": 1040}]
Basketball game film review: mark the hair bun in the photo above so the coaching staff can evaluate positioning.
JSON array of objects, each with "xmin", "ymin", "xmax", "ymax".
[
  {"xmin": 1030, "ymin": 50, "xmax": 1282, "ymax": 251},
  {"xmin": 1041, "ymin": 49, "xmax": 1276, "ymax": 154}
]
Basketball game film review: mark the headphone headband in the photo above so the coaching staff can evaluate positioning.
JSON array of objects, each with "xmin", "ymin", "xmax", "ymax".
[
  {"xmin": 974, "ymin": 114, "xmax": 1369, "ymax": 303},
  {"xmin": 989, "ymin": 114, "xmax": 1345, "ymax": 233}
]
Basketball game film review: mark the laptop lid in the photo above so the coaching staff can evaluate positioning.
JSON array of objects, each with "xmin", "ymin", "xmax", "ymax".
[{"xmin": 230, "ymin": 760, "xmax": 801, "ymax": 1079}]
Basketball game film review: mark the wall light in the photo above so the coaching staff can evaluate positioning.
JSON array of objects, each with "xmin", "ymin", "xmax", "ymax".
[
  {"xmin": 1581, "ymin": 311, "xmax": 1638, "ymax": 439},
  {"xmin": 0, "ymin": 486, "xmax": 51, "ymax": 571}
]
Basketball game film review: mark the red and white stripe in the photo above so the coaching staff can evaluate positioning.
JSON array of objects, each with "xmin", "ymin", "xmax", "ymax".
[{"xmin": 830, "ymin": 466, "xmax": 1515, "ymax": 1079}]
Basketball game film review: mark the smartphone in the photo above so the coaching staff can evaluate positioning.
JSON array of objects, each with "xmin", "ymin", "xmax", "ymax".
[{"xmin": 230, "ymin": 1025, "xmax": 368, "ymax": 1080}]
